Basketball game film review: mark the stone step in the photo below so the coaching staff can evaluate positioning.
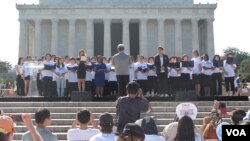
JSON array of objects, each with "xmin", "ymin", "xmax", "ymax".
[
  {"xmin": 0, "ymin": 101, "xmax": 250, "ymax": 107},
  {"xmin": 1, "ymin": 106, "xmax": 249, "ymax": 113},
  {"xmin": 4, "ymin": 112, "xmax": 231, "ymax": 119},
  {"xmin": 13, "ymin": 118, "xmax": 231, "ymax": 132}
]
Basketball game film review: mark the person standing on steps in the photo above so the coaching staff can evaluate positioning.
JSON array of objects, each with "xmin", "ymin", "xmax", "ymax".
[{"xmin": 112, "ymin": 44, "xmax": 132, "ymax": 97}]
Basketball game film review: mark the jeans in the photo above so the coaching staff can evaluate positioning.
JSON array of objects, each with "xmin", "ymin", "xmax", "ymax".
[{"xmin": 56, "ymin": 77, "xmax": 65, "ymax": 97}]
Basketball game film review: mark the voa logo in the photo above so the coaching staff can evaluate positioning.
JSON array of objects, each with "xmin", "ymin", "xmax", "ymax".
[{"xmin": 226, "ymin": 129, "xmax": 246, "ymax": 136}]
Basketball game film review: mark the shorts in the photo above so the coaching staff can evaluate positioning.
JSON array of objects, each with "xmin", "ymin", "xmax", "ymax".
[{"xmin": 25, "ymin": 75, "xmax": 31, "ymax": 80}]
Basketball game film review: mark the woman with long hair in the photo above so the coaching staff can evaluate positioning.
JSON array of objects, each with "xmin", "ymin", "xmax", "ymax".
[
  {"xmin": 94, "ymin": 55, "xmax": 107, "ymax": 97},
  {"xmin": 168, "ymin": 56, "xmax": 180, "ymax": 96},
  {"xmin": 191, "ymin": 50, "xmax": 202, "ymax": 96},
  {"xmin": 147, "ymin": 57, "xmax": 157, "ymax": 96},
  {"xmin": 23, "ymin": 56, "xmax": 32, "ymax": 95},
  {"xmin": 223, "ymin": 53, "xmax": 237, "ymax": 95},
  {"xmin": 15, "ymin": 57, "xmax": 25, "ymax": 96},
  {"xmin": 174, "ymin": 116, "xmax": 202, "ymax": 141},
  {"xmin": 180, "ymin": 54, "xmax": 192, "ymax": 91},
  {"xmin": 212, "ymin": 55, "xmax": 223, "ymax": 95},
  {"xmin": 201, "ymin": 54, "xmax": 213, "ymax": 96},
  {"xmin": 55, "ymin": 57, "xmax": 67, "ymax": 97},
  {"xmin": 77, "ymin": 49, "xmax": 87, "ymax": 91}
]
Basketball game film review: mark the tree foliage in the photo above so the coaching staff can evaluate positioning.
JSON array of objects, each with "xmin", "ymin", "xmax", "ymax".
[
  {"xmin": 240, "ymin": 59, "xmax": 250, "ymax": 82},
  {"xmin": 223, "ymin": 47, "xmax": 250, "ymax": 65},
  {"xmin": 0, "ymin": 60, "xmax": 12, "ymax": 73}
]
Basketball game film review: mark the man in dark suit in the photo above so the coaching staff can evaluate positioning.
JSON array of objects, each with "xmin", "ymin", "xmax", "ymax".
[{"xmin": 154, "ymin": 46, "xmax": 169, "ymax": 96}]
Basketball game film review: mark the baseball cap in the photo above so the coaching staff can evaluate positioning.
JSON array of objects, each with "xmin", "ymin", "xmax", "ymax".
[
  {"xmin": 243, "ymin": 109, "xmax": 250, "ymax": 121},
  {"xmin": 99, "ymin": 112, "xmax": 113, "ymax": 127},
  {"xmin": 121, "ymin": 123, "xmax": 145, "ymax": 139},
  {"xmin": 0, "ymin": 115, "xmax": 14, "ymax": 133},
  {"xmin": 176, "ymin": 103, "xmax": 198, "ymax": 120}
]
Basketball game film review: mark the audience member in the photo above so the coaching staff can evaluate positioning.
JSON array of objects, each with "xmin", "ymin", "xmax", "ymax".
[
  {"xmin": 67, "ymin": 110, "xmax": 100, "ymax": 141},
  {"xmin": 90, "ymin": 112, "xmax": 116, "ymax": 141},
  {"xmin": 116, "ymin": 123, "xmax": 145, "ymax": 141},
  {"xmin": 116, "ymin": 81, "xmax": 151, "ymax": 132},
  {"xmin": 174, "ymin": 116, "xmax": 203, "ymax": 141},
  {"xmin": 1, "ymin": 114, "xmax": 44, "ymax": 141},
  {"xmin": 22, "ymin": 109, "xmax": 57, "ymax": 141},
  {"xmin": 135, "ymin": 117, "xmax": 165, "ymax": 141}
]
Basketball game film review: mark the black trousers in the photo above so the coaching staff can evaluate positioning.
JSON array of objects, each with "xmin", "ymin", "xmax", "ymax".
[
  {"xmin": 16, "ymin": 75, "xmax": 25, "ymax": 96},
  {"xmin": 212, "ymin": 73, "xmax": 222, "ymax": 95},
  {"xmin": 147, "ymin": 76, "xmax": 157, "ymax": 94},
  {"xmin": 43, "ymin": 77, "xmax": 53, "ymax": 97},
  {"xmin": 169, "ymin": 76, "xmax": 179, "ymax": 96},
  {"xmin": 157, "ymin": 73, "xmax": 168, "ymax": 94},
  {"xmin": 116, "ymin": 75, "xmax": 129, "ymax": 96},
  {"xmin": 68, "ymin": 82, "xmax": 78, "ymax": 95},
  {"xmin": 137, "ymin": 80, "xmax": 148, "ymax": 95},
  {"xmin": 85, "ymin": 81, "xmax": 92, "ymax": 92},
  {"xmin": 51, "ymin": 81, "xmax": 57, "ymax": 97},
  {"xmin": 180, "ymin": 73, "xmax": 191, "ymax": 91},
  {"xmin": 109, "ymin": 81, "xmax": 118, "ymax": 95},
  {"xmin": 225, "ymin": 77, "xmax": 235, "ymax": 94}
]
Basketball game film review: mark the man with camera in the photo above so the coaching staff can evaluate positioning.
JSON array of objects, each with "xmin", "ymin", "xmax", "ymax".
[
  {"xmin": 22, "ymin": 109, "xmax": 57, "ymax": 141},
  {"xmin": 0, "ymin": 113, "xmax": 44, "ymax": 141},
  {"xmin": 116, "ymin": 81, "xmax": 151, "ymax": 133}
]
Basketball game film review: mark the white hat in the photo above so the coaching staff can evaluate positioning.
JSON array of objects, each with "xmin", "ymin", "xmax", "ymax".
[{"xmin": 176, "ymin": 103, "xmax": 198, "ymax": 120}]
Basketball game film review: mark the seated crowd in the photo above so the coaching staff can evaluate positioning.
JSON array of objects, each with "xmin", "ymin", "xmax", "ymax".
[
  {"xmin": 15, "ymin": 44, "xmax": 249, "ymax": 98},
  {"xmin": 1, "ymin": 81, "xmax": 250, "ymax": 141}
]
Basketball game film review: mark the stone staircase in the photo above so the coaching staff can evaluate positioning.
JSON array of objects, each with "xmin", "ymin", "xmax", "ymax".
[{"xmin": 0, "ymin": 101, "xmax": 249, "ymax": 141}]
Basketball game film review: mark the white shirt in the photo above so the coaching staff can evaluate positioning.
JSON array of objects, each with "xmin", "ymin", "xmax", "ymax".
[
  {"xmin": 43, "ymin": 60, "xmax": 55, "ymax": 77},
  {"xmin": 135, "ymin": 63, "xmax": 148, "ymax": 80},
  {"xmin": 213, "ymin": 67, "xmax": 223, "ymax": 74},
  {"xmin": 105, "ymin": 64, "xmax": 109, "ymax": 80},
  {"xmin": 107, "ymin": 64, "xmax": 117, "ymax": 82},
  {"xmin": 201, "ymin": 60, "xmax": 213, "ymax": 75},
  {"xmin": 16, "ymin": 65, "xmax": 24, "ymax": 75},
  {"xmin": 168, "ymin": 68, "xmax": 180, "ymax": 77},
  {"xmin": 90, "ymin": 133, "xmax": 116, "ymax": 141},
  {"xmin": 129, "ymin": 63, "xmax": 135, "ymax": 81},
  {"xmin": 145, "ymin": 135, "xmax": 166, "ymax": 141},
  {"xmin": 191, "ymin": 57, "xmax": 202, "ymax": 74},
  {"xmin": 223, "ymin": 60, "xmax": 236, "ymax": 77},
  {"xmin": 147, "ymin": 63, "xmax": 157, "ymax": 76},
  {"xmin": 67, "ymin": 64, "xmax": 78, "ymax": 83},
  {"xmin": 86, "ymin": 63, "xmax": 93, "ymax": 81},
  {"xmin": 160, "ymin": 57, "xmax": 163, "ymax": 67},
  {"xmin": 67, "ymin": 128, "xmax": 100, "ymax": 141},
  {"xmin": 23, "ymin": 62, "xmax": 32, "ymax": 77}
]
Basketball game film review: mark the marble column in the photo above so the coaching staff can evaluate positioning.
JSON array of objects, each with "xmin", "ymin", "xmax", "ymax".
[
  {"xmin": 35, "ymin": 19, "xmax": 41, "ymax": 58},
  {"xmin": 192, "ymin": 19, "xmax": 199, "ymax": 51},
  {"xmin": 122, "ymin": 19, "xmax": 130, "ymax": 55},
  {"xmin": 51, "ymin": 19, "xmax": 58, "ymax": 55},
  {"xmin": 86, "ymin": 19, "xmax": 94, "ymax": 56},
  {"xmin": 140, "ymin": 19, "xmax": 148, "ymax": 56},
  {"xmin": 175, "ymin": 19, "xmax": 182, "ymax": 56},
  {"xmin": 104, "ymin": 19, "xmax": 111, "ymax": 57},
  {"xmin": 207, "ymin": 19, "xmax": 215, "ymax": 58},
  {"xmin": 68, "ymin": 19, "xmax": 76, "ymax": 57},
  {"xmin": 19, "ymin": 19, "xmax": 27, "ymax": 57},
  {"xmin": 158, "ymin": 19, "xmax": 165, "ymax": 47}
]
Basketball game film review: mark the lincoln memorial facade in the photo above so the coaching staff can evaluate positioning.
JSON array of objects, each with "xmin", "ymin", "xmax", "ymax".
[{"xmin": 17, "ymin": 0, "xmax": 217, "ymax": 58}]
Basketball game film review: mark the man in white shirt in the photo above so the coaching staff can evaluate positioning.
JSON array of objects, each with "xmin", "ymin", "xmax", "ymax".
[
  {"xmin": 90, "ymin": 113, "xmax": 116, "ymax": 141},
  {"xmin": 67, "ymin": 110, "xmax": 100, "ymax": 141}
]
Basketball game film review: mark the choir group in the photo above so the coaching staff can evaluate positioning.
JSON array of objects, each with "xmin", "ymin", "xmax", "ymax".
[{"xmin": 15, "ymin": 45, "xmax": 237, "ymax": 97}]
